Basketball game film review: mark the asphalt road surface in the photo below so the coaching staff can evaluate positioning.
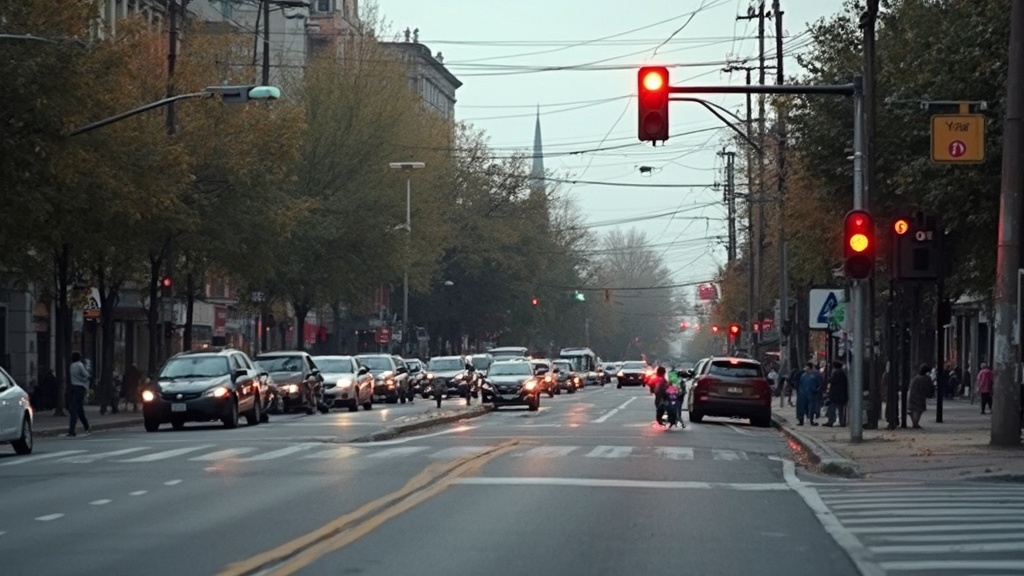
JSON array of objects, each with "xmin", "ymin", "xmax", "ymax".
[{"xmin": 2, "ymin": 385, "xmax": 1021, "ymax": 576}]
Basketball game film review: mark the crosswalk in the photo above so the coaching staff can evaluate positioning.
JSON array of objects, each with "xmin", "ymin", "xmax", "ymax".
[
  {"xmin": 0, "ymin": 443, "xmax": 757, "ymax": 468},
  {"xmin": 817, "ymin": 483, "xmax": 1024, "ymax": 575}
]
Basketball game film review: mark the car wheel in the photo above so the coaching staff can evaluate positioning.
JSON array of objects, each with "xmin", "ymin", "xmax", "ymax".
[
  {"xmin": 246, "ymin": 396, "xmax": 261, "ymax": 426},
  {"xmin": 689, "ymin": 410, "xmax": 704, "ymax": 423},
  {"xmin": 363, "ymin": 399, "xmax": 373, "ymax": 410},
  {"xmin": 616, "ymin": 383, "xmax": 622, "ymax": 389},
  {"xmin": 259, "ymin": 404, "xmax": 270, "ymax": 423},
  {"xmin": 223, "ymin": 399, "xmax": 239, "ymax": 428},
  {"xmin": 171, "ymin": 418, "xmax": 186, "ymax": 430},
  {"xmin": 348, "ymin": 399, "xmax": 359, "ymax": 412},
  {"xmin": 144, "ymin": 417, "xmax": 161, "ymax": 432},
  {"xmin": 12, "ymin": 416, "xmax": 32, "ymax": 455}
]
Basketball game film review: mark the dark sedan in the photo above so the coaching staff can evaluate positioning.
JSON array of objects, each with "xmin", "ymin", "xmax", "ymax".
[
  {"xmin": 616, "ymin": 361, "xmax": 649, "ymax": 388},
  {"xmin": 480, "ymin": 360, "xmax": 540, "ymax": 411},
  {"xmin": 142, "ymin": 349, "xmax": 267, "ymax": 431}
]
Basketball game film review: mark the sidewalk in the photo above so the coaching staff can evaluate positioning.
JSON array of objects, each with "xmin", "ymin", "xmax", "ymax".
[
  {"xmin": 32, "ymin": 404, "xmax": 144, "ymax": 438},
  {"xmin": 772, "ymin": 397, "xmax": 1024, "ymax": 481}
]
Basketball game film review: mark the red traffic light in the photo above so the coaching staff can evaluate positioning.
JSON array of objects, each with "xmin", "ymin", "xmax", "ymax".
[
  {"xmin": 637, "ymin": 66, "xmax": 669, "ymax": 142},
  {"xmin": 160, "ymin": 276, "xmax": 172, "ymax": 288},
  {"xmin": 711, "ymin": 325, "xmax": 720, "ymax": 334},
  {"xmin": 680, "ymin": 321, "xmax": 689, "ymax": 331},
  {"xmin": 729, "ymin": 323, "xmax": 740, "ymax": 336},
  {"xmin": 531, "ymin": 297, "xmax": 539, "ymax": 306},
  {"xmin": 843, "ymin": 209, "xmax": 875, "ymax": 279}
]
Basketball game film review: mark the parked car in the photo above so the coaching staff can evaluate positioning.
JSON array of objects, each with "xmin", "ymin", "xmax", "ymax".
[
  {"xmin": 356, "ymin": 354, "xmax": 410, "ymax": 404},
  {"xmin": 255, "ymin": 351, "xmax": 326, "ymax": 414},
  {"xmin": 404, "ymin": 358, "xmax": 427, "ymax": 397},
  {"xmin": 480, "ymin": 360, "xmax": 540, "ymax": 411},
  {"xmin": 142, "ymin": 348, "xmax": 270, "ymax": 431},
  {"xmin": 313, "ymin": 355, "xmax": 374, "ymax": 412},
  {"xmin": 0, "ymin": 366, "xmax": 33, "ymax": 455},
  {"xmin": 688, "ymin": 356, "xmax": 773, "ymax": 427}
]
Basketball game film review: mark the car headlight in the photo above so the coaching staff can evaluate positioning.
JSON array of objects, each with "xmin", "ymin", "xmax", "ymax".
[
  {"xmin": 282, "ymin": 384, "xmax": 299, "ymax": 394},
  {"xmin": 386, "ymin": 379, "xmax": 395, "ymax": 388},
  {"xmin": 337, "ymin": 378, "xmax": 354, "ymax": 388},
  {"xmin": 482, "ymin": 381, "xmax": 494, "ymax": 390},
  {"xmin": 426, "ymin": 373, "xmax": 434, "ymax": 380},
  {"xmin": 204, "ymin": 386, "xmax": 230, "ymax": 398},
  {"xmin": 617, "ymin": 371, "xmax": 625, "ymax": 377},
  {"xmin": 141, "ymin": 390, "xmax": 155, "ymax": 402},
  {"xmin": 524, "ymin": 379, "xmax": 537, "ymax": 391}
]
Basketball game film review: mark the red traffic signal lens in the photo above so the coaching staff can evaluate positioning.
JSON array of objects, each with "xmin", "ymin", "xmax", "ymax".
[
  {"xmin": 711, "ymin": 325, "xmax": 720, "ymax": 333},
  {"xmin": 729, "ymin": 324, "xmax": 740, "ymax": 335},
  {"xmin": 642, "ymin": 70, "xmax": 665, "ymax": 92},
  {"xmin": 161, "ymin": 277, "xmax": 172, "ymax": 288},
  {"xmin": 531, "ymin": 297, "xmax": 538, "ymax": 306},
  {"xmin": 848, "ymin": 233, "xmax": 869, "ymax": 253},
  {"xmin": 893, "ymin": 219, "xmax": 909, "ymax": 235},
  {"xmin": 637, "ymin": 66, "xmax": 669, "ymax": 142}
]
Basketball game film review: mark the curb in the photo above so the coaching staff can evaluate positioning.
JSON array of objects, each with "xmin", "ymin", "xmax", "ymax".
[
  {"xmin": 351, "ymin": 405, "xmax": 494, "ymax": 443},
  {"xmin": 771, "ymin": 412, "xmax": 861, "ymax": 478},
  {"xmin": 35, "ymin": 417, "xmax": 144, "ymax": 439}
]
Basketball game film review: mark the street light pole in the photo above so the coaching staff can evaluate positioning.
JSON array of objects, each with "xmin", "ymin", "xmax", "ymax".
[{"xmin": 389, "ymin": 161, "xmax": 425, "ymax": 355}]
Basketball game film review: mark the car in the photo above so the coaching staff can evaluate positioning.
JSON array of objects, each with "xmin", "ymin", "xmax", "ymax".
[
  {"xmin": 469, "ymin": 353, "xmax": 494, "ymax": 376},
  {"xmin": 404, "ymin": 358, "xmax": 427, "ymax": 396},
  {"xmin": 687, "ymin": 356, "xmax": 773, "ymax": 427},
  {"xmin": 355, "ymin": 354, "xmax": 410, "ymax": 404},
  {"xmin": 616, "ymin": 360, "xmax": 649, "ymax": 388},
  {"xmin": 552, "ymin": 359, "xmax": 581, "ymax": 393},
  {"xmin": 480, "ymin": 360, "xmax": 540, "ymax": 411},
  {"xmin": 0, "ymin": 366, "xmax": 33, "ymax": 455},
  {"xmin": 313, "ymin": 355, "xmax": 374, "ymax": 412},
  {"xmin": 601, "ymin": 361, "xmax": 619, "ymax": 384},
  {"xmin": 529, "ymin": 358, "xmax": 559, "ymax": 397},
  {"xmin": 424, "ymin": 355, "xmax": 468, "ymax": 398},
  {"xmin": 487, "ymin": 346, "xmax": 530, "ymax": 361},
  {"xmin": 255, "ymin": 351, "xmax": 325, "ymax": 414},
  {"xmin": 142, "ymin": 348, "xmax": 270, "ymax": 431}
]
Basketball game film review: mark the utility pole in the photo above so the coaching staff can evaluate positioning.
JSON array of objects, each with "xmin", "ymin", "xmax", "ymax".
[
  {"xmin": 720, "ymin": 150, "xmax": 737, "ymax": 262},
  {"xmin": 992, "ymin": 0, "xmax": 1024, "ymax": 447},
  {"xmin": 772, "ymin": 0, "xmax": 790, "ymax": 382},
  {"xmin": 262, "ymin": 0, "xmax": 271, "ymax": 86},
  {"xmin": 861, "ymin": 0, "xmax": 881, "ymax": 429},
  {"xmin": 163, "ymin": 0, "xmax": 179, "ymax": 364}
]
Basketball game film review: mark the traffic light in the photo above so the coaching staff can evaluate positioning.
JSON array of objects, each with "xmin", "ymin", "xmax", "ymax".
[
  {"xmin": 710, "ymin": 325, "xmax": 720, "ymax": 334},
  {"xmin": 160, "ymin": 276, "xmax": 173, "ymax": 297},
  {"xmin": 637, "ymin": 66, "xmax": 669, "ymax": 142},
  {"xmin": 531, "ymin": 297, "xmax": 539, "ymax": 306},
  {"xmin": 680, "ymin": 321, "xmax": 689, "ymax": 332},
  {"xmin": 843, "ymin": 209, "xmax": 875, "ymax": 279},
  {"xmin": 728, "ymin": 323, "xmax": 741, "ymax": 340},
  {"xmin": 894, "ymin": 213, "xmax": 940, "ymax": 280}
]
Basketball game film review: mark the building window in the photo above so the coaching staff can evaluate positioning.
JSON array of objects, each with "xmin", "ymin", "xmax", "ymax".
[{"xmin": 317, "ymin": 0, "xmax": 332, "ymax": 12}]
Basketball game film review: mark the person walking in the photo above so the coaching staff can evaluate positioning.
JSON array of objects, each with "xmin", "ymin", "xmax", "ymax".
[
  {"xmin": 651, "ymin": 366, "xmax": 670, "ymax": 426},
  {"xmin": 825, "ymin": 361, "xmax": 849, "ymax": 427},
  {"xmin": 976, "ymin": 363, "xmax": 994, "ymax": 415},
  {"xmin": 796, "ymin": 362, "xmax": 822, "ymax": 426},
  {"xmin": 908, "ymin": 363, "xmax": 931, "ymax": 429},
  {"xmin": 67, "ymin": 352, "xmax": 91, "ymax": 437}
]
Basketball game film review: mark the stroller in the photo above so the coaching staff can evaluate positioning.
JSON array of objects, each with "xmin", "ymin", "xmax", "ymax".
[{"xmin": 661, "ymin": 385, "xmax": 681, "ymax": 428}]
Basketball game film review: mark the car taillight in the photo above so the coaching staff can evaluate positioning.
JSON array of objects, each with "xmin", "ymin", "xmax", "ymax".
[{"xmin": 695, "ymin": 377, "xmax": 719, "ymax": 392}]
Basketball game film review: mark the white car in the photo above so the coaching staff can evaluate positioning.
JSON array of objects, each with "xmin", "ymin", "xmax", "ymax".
[{"xmin": 0, "ymin": 366, "xmax": 33, "ymax": 455}]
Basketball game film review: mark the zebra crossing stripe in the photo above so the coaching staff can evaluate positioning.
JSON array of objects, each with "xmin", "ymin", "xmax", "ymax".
[
  {"xmin": 118, "ymin": 445, "xmax": 216, "ymax": 462},
  {"xmin": 303, "ymin": 447, "xmax": 361, "ymax": 459},
  {"xmin": 518, "ymin": 446, "xmax": 580, "ymax": 458},
  {"xmin": 239, "ymin": 444, "xmax": 319, "ymax": 461},
  {"xmin": 585, "ymin": 446, "xmax": 633, "ymax": 459},
  {"xmin": 60, "ymin": 448, "xmax": 148, "ymax": 463},
  {"xmin": 365, "ymin": 447, "xmax": 429, "ymax": 459},
  {"xmin": 711, "ymin": 450, "xmax": 747, "ymax": 461},
  {"xmin": 189, "ymin": 448, "xmax": 257, "ymax": 461},
  {"xmin": 654, "ymin": 447, "xmax": 694, "ymax": 460},
  {"xmin": 429, "ymin": 446, "xmax": 491, "ymax": 459}
]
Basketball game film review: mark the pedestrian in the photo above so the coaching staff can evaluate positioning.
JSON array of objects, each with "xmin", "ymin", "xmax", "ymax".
[
  {"xmin": 908, "ymin": 363, "xmax": 931, "ymax": 429},
  {"xmin": 976, "ymin": 363, "xmax": 994, "ymax": 415},
  {"xmin": 947, "ymin": 365, "xmax": 960, "ymax": 401},
  {"xmin": 796, "ymin": 362, "xmax": 822, "ymax": 426},
  {"xmin": 651, "ymin": 366, "xmax": 670, "ymax": 425},
  {"xmin": 122, "ymin": 363, "xmax": 142, "ymax": 413},
  {"xmin": 767, "ymin": 365, "xmax": 779, "ymax": 396},
  {"xmin": 824, "ymin": 361, "xmax": 849, "ymax": 427},
  {"xmin": 67, "ymin": 352, "xmax": 91, "ymax": 437},
  {"xmin": 41, "ymin": 368, "xmax": 57, "ymax": 410}
]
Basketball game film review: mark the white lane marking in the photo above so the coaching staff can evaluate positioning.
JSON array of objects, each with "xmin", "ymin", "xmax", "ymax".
[
  {"xmin": 130, "ymin": 491, "xmax": 147, "ymax": 496},
  {"xmin": 725, "ymin": 423, "xmax": 752, "ymax": 435},
  {"xmin": 35, "ymin": 514, "xmax": 64, "ymax": 521},
  {"xmin": 823, "ymin": 495, "xmax": 1024, "ymax": 505},
  {"xmin": 872, "ymin": 542, "xmax": 1024, "ymax": 554},
  {"xmin": 365, "ymin": 447, "xmax": 429, "ymax": 459},
  {"xmin": 0, "ymin": 450, "xmax": 86, "ymax": 467},
  {"xmin": 164, "ymin": 480, "xmax": 182, "ymax": 486},
  {"xmin": 876, "ymin": 533, "xmax": 1024, "ymax": 543},
  {"xmin": 842, "ymin": 508, "xmax": 1023, "ymax": 518},
  {"xmin": 844, "ymin": 515, "xmax": 1024, "ymax": 525},
  {"xmin": 60, "ymin": 448, "xmax": 148, "ymax": 464},
  {"xmin": 453, "ymin": 477, "xmax": 789, "ymax": 491},
  {"xmin": 117, "ymin": 446, "xmax": 216, "ymax": 462},
  {"xmin": 878, "ymin": 560, "xmax": 1024, "ymax": 572},
  {"xmin": 517, "ymin": 446, "xmax": 579, "ymax": 458},
  {"xmin": 832, "ymin": 501, "xmax": 1024, "ymax": 510},
  {"xmin": 239, "ymin": 444, "xmax": 319, "ymax": 461},
  {"xmin": 654, "ymin": 447, "xmax": 694, "ymax": 460},
  {"xmin": 362, "ymin": 425, "xmax": 477, "ymax": 446},
  {"xmin": 90, "ymin": 499, "xmax": 111, "ymax": 506},
  {"xmin": 822, "ymin": 489, "xmax": 1024, "ymax": 499},
  {"xmin": 592, "ymin": 396, "xmax": 638, "ymax": 424},
  {"xmin": 711, "ymin": 450, "xmax": 748, "ymax": 461},
  {"xmin": 429, "ymin": 446, "xmax": 490, "ymax": 459},
  {"xmin": 189, "ymin": 448, "xmax": 257, "ymax": 461},
  {"xmin": 303, "ymin": 447, "xmax": 361, "ymax": 459},
  {"xmin": 585, "ymin": 445, "xmax": 633, "ymax": 459},
  {"xmin": 779, "ymin": 458, "xmax": 886, "ymax": 576},
  {"xmin": 848, "ymin": 522, "xmax": 1024, "ymax": 534}
]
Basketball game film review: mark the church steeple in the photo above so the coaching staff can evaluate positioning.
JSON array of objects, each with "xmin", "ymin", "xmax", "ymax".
[{"xmin": 529, "ymin": 105, "xmax": 545, "ymax": 195}]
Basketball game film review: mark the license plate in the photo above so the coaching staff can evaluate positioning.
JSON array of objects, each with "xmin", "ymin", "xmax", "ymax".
[
  {"xmin": 171, "ymin": 403, "xmax": 187, "ymax": 412},
  {"xmin": 727, "ymin": 387, "xmax": 742, "ymax": 394}
]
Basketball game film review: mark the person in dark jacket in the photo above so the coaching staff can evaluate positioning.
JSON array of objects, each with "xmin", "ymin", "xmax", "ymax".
[
  {"xmin": 651, "ymin": 366, "xmax": 670, "ymax": 425},
  {"xmin": 796, "ymin": 363, "xmax": 822, "ymax": 426},
  {"xmin": 824, "ymin": 361, "xmax": 849, "ymax": 427},
  {"xmin": 908, "ymin": 363, "xmax": 931, "ymax": 429}
]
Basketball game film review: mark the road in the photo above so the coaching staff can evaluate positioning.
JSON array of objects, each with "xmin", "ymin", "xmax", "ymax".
[{"xmin": 2, "ymin": 386, "xmax": 1021, "ymax": 576}]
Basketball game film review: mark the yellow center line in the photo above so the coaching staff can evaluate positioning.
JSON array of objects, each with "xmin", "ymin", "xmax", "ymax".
[{"xmin": 218, "ymin": 439, "xmax": 522, "ymax": 576}]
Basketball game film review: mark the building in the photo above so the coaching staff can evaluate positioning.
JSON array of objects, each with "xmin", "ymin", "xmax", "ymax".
[{"xmin": 381, "ymin": 29, "xmax": 462, "ymax": 121}]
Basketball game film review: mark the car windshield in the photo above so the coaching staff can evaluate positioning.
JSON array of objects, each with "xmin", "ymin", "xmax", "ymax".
[
  {"xmin": 489, "ymin": 362, "xmax": 532, "ymax": 376},
  {"xmin": 621, "ymin": 362, "xmax": 647, "ymax": 370},
  {"xmin": 314, "ymin": 358, "xmax": 355, "ymax": 373},
  {"xmin": 358, "ymin": 356, "xmax": 393, "ymax": 371},
  {"xmin": 471, "ymin": 355, "xmax": 492, "ymax": 370},
  {"xmin": 554, "ymin": 361, "xmax": 572, "ymax": 371},
  {"xmin": 160, "ymin": 356, "xmax": 230, "ymax": 379},
  {"xmin": 255, "ymin": 356, "xmax": 304, "ymax": 373},
  {"xmin": 708, "ymin": 360, "xmax": 763, "ymax": 378},
  {"xmin": 406, "ymin": 361, "xmax": 422, "ymax": 372},
  {"xmin": 428, "ymin": 358, "xmax": 464, "ymax": 371}
]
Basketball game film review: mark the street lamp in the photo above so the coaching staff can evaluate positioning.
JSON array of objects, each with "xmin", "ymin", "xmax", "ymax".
[{"xmin": 389, "ymin": 161, "xmax": 425, "ymax": 355}]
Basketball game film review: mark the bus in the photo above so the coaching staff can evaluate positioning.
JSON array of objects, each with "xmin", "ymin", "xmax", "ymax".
[{"xmin": 558, "ymin": 347, "xmax": 600, "ymax": 386}]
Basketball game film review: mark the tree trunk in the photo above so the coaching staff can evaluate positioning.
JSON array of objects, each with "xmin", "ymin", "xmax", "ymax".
[
  {"xmin": 293, "ymin": 300, "xmax": 310, "ymax": 351},
  {"xmin": 147, "ymin": 253, "xmax": 163, "ymax": 379},
  {"xmin": 95, "ymin": 264, "xmax": 122, "ymax": 415},
  {"xmin": 52, "ymin": 244, "xmax": 71, "ymax": 417},
  {"xmin": 184, "ymin": 272, "xmax": 194, "ymax": 351},
  {"xmin": 332, "ymin": 301, "xmax": 344, "ymax": 354}
]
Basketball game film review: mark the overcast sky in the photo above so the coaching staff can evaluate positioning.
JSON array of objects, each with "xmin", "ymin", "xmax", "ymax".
[{"xmin": 377, "ymin": 0, "xmax": 848, "ymax": 293}]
